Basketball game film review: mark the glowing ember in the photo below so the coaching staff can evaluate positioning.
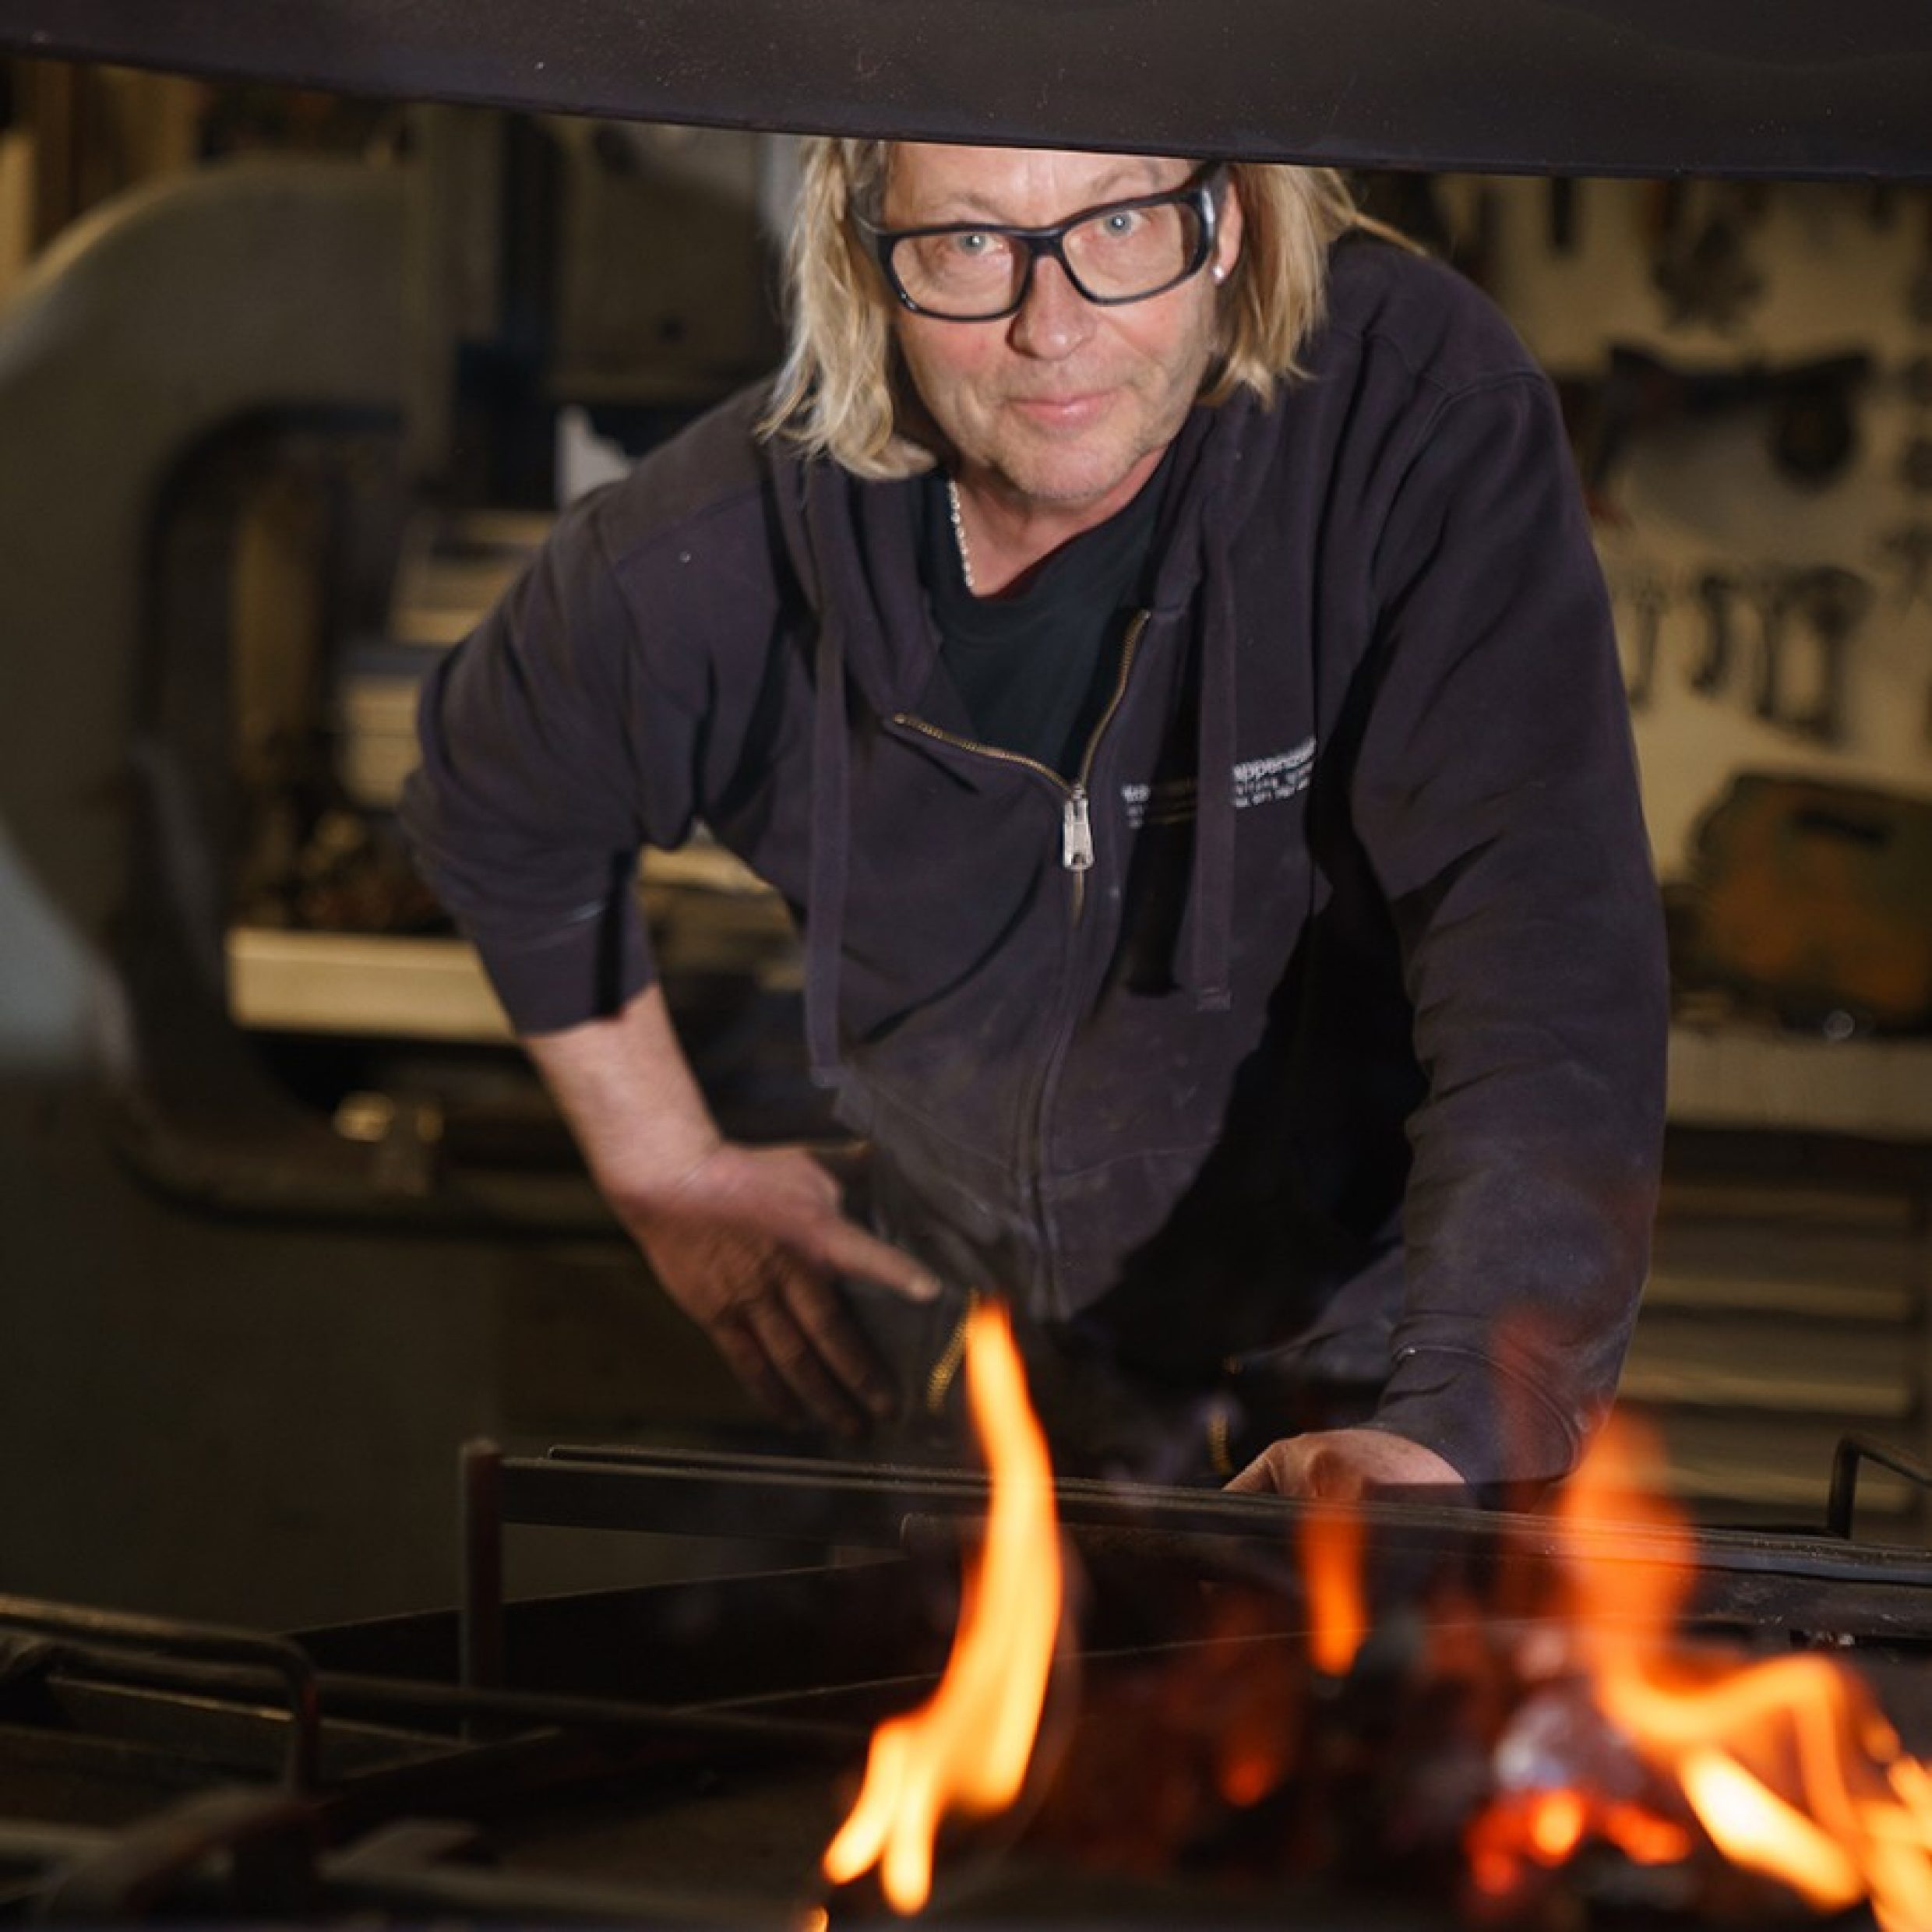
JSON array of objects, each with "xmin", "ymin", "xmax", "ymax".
[
  {"xmin": 1467, "ymin": 1786, "xmax": 1693, "ymax": 1896},
  {"xmin": 1469, "ymin": 1419, "xmax": 1932, "ymax": 1930},
  {"xmin": 1525, "ymin": 1787, "xmax": 1584, "ymax": 1860},
  {"xmin": 821, "ymin": 1299, "xmax": 1063, "ymax": 1913},
  {"xmin": 1216, "ymin": 1733, "xmax": 1290, "ymax": 1810},
  {"xmin": 1298, "ymin": 1503, "xmax": 1368, "ymax": 1678}
]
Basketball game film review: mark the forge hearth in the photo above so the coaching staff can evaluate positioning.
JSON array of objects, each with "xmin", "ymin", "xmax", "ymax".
[{"xmin": 4, "ymin": 1440, "xmax": 1932, "ymax": 1924}]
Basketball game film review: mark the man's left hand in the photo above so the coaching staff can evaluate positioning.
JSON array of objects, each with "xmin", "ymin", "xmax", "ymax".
[{"xmin": 1226, "ymin": 1427, "xmax": 1465, "ymax": 1502}]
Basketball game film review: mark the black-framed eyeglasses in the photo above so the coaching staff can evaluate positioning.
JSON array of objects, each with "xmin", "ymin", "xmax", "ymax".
[{"xmin": 860, "ymin": 163, "xmax": 1229, "ymax": 323}]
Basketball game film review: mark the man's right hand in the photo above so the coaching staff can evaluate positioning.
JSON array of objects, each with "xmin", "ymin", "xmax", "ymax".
[
  {"xmin": 615, "ymin": 1140, "xmax": 940, "ymax": 1435},
  {"xmin": 520, "ymin": 985, "xmax": 939, "ymax": 1436}
]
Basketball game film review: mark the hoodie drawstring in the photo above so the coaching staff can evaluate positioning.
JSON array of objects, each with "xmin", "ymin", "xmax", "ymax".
[
  {"xmin": 778, "ymin": 464, "xmax": 853, "ymax": 1091},
  {"xmin": 1186, "ymin": 517, "xmax": 1238, "ymax": 1012},
  {"xmin": 804, "ymin": 603, "xmax": 851, "ymax": 1088},
  {"xmin": 803, "ymin": 473, "xmax": 858, "ymax": 1089}
]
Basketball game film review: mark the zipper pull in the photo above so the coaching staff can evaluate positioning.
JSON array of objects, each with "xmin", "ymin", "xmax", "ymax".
[{"xmin": 1062, "ymin": 785, "xmax": 1095, "ymax": 872}]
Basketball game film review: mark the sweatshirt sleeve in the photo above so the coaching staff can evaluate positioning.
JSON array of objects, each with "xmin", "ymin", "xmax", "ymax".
[
  {"xmin": 399, "ymin": 490, "xmax": 706, "ymax": 1036},
  {"xmin": 1350, "ymin": 371, "xmax": 1669, "ymax": 1490}
]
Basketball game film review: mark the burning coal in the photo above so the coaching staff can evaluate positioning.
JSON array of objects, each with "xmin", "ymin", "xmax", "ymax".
[
  {"xmin": 1471, "ymin": 1420, "xmax": 1932, "ymax": 1930},
  {"xmin": 822, "ymin": 1323, "xmax": 1932, "ymax": 1927}
]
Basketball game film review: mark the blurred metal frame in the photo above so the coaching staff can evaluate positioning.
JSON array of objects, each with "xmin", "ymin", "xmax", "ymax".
[{"xmin": 2, "ymin": 0, "xmax": 1931, "ymax": 178}]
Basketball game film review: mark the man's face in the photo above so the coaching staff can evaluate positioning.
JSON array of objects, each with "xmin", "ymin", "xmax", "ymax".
[{"xmin": 879, "ymin": 144, "xmax": 1243, "ymax": 520}]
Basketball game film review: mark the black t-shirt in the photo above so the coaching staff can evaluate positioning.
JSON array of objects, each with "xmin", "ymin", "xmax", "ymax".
[{"xmin": 915, "ymin": 457, "xmax": 1169, "ymax": 778}]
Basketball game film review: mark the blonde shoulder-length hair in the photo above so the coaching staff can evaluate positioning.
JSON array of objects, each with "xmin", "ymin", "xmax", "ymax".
[{"xmin": 760, "ymin": 139, "xmax": 1368, "ymax": 480}]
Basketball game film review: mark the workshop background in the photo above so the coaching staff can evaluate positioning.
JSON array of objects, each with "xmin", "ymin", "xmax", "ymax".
[{"xmin": 3, "ymin": 58, "xmax": 1931, "ymax": 1631}]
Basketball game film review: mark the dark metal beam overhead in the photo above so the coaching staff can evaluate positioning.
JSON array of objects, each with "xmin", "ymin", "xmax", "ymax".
[{"xmin": 2, "ymin": 1, "xmax": 1931, "ymax": 178}]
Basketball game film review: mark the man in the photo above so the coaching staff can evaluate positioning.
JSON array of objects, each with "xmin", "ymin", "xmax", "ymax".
[{"xmin": 402, "ymin": 140, "xmax": 1668, "ymax": 1503}]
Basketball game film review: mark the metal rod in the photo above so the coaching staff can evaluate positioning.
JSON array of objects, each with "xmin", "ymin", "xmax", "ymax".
[
  {"xmin": 897, "ymin": 1510, "xmax": 1303, "ymax": 1593},
  {"xmin": 315, "ymin": 1667, "xmax": 861, "ymax": 1754},
  {"xmin": 2, "ymin": 1806, "xmax": 814, "ymax": 1927},
  {"xmin": 509, "ymin": 1444, "xmax": 1320, "ymax": 1548},
  {"xmin": 459, "ymin": 1437, "xmax": 505, "ymax": 1708},
  {"xmin": 1829, "ymin": 1433, "xmax": 1932, "ymax": 1539},
  {"xmin": 0, "ymin": 1595, "xmax": 320, "ymax": 1791},
  {"xmin": 319, "ymin": 1846, "xmax": 817, "ymax": 1927},
  {"xmin": 41, "ymin": 1787, "xmax": 315, "ymax": 1921},
  {"xmin": 508, "ymin": 1445, "xmax": 1932, "ymax": 1590}
]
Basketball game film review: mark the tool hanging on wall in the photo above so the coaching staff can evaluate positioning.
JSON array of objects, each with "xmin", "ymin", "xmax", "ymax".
[
  {"xmin": 1546, "ymin": 177, "xmax": 1580, "ymax": 256},
  {"xmin": 1616, "ymin": 570, "xmax": 1671, "ymax": 708},
  {"xmin": 1752, "ymin": 572, "xmax": 1795, "ymax": 727},
  {"xmin": 1571, "ymin": 347, "xmax": 1874, "ymax": 507},
  {"xmin": 1790, "ymin": 566, "xmax": 1874, "ymax": 746},
  {"xmin": 1877, "ymin": 524, "xmax": 1932, "ymax": 610},
  {"xmin": 1649, "ymin": 181, "xmax": 1768, "ymax": 333},
  {"xmin": 1750, "ymin": 565, "xmax": 1874, "ymax": 747},
  {"xmin": 1906, "ymin": 192, "xmax": 1932, "ymax": 327},
  {"xmin": 1899, "ymin": 435, "xmax": 1932, "ymax": 495},
  {"xmin": 1690, "ymin": 569, "xmax": 1742, "ymax": 695}
]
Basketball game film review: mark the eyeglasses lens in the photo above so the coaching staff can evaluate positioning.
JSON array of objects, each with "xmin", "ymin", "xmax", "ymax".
[
  {"xmin": 1065, "ymin": 199, "xmax": 1197, "ymax": 299},
  {"xmin": 891, "ymin": 195, "xmax": 1205, "ymax": 319}
]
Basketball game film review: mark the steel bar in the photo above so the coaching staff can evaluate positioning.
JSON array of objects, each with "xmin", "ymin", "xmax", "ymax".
[
  {"xmin": 1, "ymin": 1808, "xmax": 814, "ymax": 1927},
  {"xmin": 0, "ymin": 1596, "xmax": 320, "ymax": 1791},
  {"xmin": 502, "ymin": 1446, "xmax": 1932, "ymax": 1616},
  {"xmin": 315, "ymin": 1666, "xmax": 862, "ymax": 1754},
  {"xmin": 1830, "ymin": 1433, "xmax": 1932, "ymax": 1539},
  {"xmin": 0, "ymin": 1821, "xmax": 108, "ymax": 1863},
  {"xmin": 459, "ymin": 1437, "xmax": 505, "ymax": 1707},
  {"xmin": 318, "ymin": 1849, "xmax": 816, "ymax": 1927},
  {"xmin": 41, "ymin": 1787, "xmax": 317, "ymax": 1921},
  {"xmin": 897, "ymin": 1510, "xmax": 1304, "ymax": 1595}
]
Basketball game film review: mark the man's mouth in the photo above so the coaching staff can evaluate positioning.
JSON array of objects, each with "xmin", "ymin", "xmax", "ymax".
[{"xmin": 1008, "ymin": 390, "xmax": 1114, "ymax": 428}]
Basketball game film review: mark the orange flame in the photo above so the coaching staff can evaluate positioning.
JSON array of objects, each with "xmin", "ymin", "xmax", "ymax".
[
  {"xmin": 821, "ymin": 1300, "xmax": 1063, "ymax": 1913},
  {"xmin": 1299, "ymin": 1503, "xmax": 1368, "ymax": 1677},
  {"xmin": 1467, "ymin": 1787, "xmax": 1694, "ymax": 1895},
  {"xmin": 1470, "ymin": 1418, "xmax": 1932, "ymax": 1930}
]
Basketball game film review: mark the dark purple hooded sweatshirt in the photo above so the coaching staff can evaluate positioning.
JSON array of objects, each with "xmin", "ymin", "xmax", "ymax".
[{"xmin": 402, "ymin": 242, "xmax": 1669, "ymax": 1490}]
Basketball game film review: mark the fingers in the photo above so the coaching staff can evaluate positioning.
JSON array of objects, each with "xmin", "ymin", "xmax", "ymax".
[
  {"xmin": 641, "ymin": 1225, "xmax": 876, "ymax": 1434},
  {"xmin": 1226, "ymin": 1440, "xmax": 1325, "ymax": 1498},
  {"xmin": 707, "ymin": 1309, "xmax": 813, "ymax": 1430},
  {"xmin": 1225, "ymin": 1430, "xmax": 1468, "ymax": 1501},
  {"xmin": 736, "ymin": 1273, "xmax": 885, "ymax": 1437},
  {"xmin": 807, "ymin": 1215, "xmax": 941, "ymax": 1304},
  {"xmin": 777, "ymin": 1271, "xmax": 897, "ymax": 1420},
  {"xmin": 1224, "ymin": 1455, "xmax": 1272, "ymax": 1496},
  {"xmin": 623, "ymin": 1137, "xmax": 934, "ymax": 1432}
]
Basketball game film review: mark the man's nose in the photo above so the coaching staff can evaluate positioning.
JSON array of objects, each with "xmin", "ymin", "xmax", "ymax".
[{"xmin": 1007, "ymin": 253, "xmax": 1093, "ymax": 358}]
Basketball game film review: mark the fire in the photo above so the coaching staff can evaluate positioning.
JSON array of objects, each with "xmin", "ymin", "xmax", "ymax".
[
  {"xmin": 821, "ymin": 1299, "xmax": 1063, "ymax": 1913},
  {"xmin": 1298, "ymin": 1503, "xmax": 1368, "ymax": 1677},
  {"xmin": 1470, "ymin": 1419, "xmax": 1932, "ymax": 1930},
  {"xmin": 1467, "ymin": 1786, "xmax": 1693, "ymax": 1893}
]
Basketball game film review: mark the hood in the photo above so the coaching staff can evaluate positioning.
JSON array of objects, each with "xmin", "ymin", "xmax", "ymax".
[{"xmin": 10, "ymin": 1, "xmax": 1930, "ymax": 180}]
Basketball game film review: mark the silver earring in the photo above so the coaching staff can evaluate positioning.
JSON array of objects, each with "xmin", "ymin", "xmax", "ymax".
[{"xmin": 1212, "ymin": 264, "xmax": 1228, "ymax": 284}]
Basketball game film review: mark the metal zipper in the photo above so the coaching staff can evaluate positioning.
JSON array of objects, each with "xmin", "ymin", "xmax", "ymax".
[
  {"xmin": 889, "ymin": 609, "xmax": 1154, "ymax": 1320},
  {"xmin": 1028, "ymin": 605, "xmax": 1152, "ymax": 1306},
  {"xmin": 887, "ymin": 608, "xmax": 1150, "ymax": 925},
  {"xmin": 923, "ymin": 1294, "xmax": 977, "ymax": 1416}
]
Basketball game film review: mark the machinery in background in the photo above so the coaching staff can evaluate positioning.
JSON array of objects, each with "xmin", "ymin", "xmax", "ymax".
[{"xmin": 0, "ymin": 107, "xmax": 823, "ymax": 1239}]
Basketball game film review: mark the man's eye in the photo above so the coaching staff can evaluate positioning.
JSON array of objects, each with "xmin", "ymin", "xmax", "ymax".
[
  {"xmin": 950, "ymin": 231, "xmax": 995, "ymax": 257},
  {"xmin": 1099, "ymin": 210, "xmax": 1143, "ymax": 238}
]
